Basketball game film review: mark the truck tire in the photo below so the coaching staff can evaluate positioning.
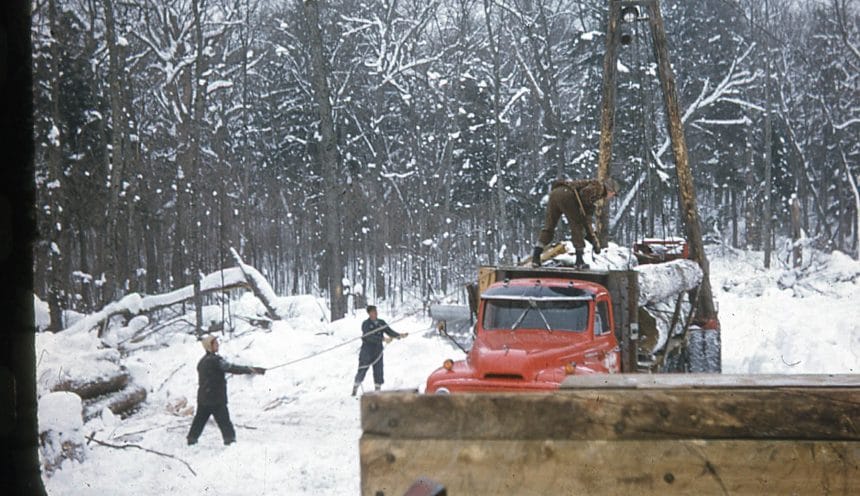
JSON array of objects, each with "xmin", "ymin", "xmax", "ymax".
[
  {"xmin": 686, "ymin": 327, "xmax": 721, "ymax": 373},
  {"xmin": 686, "ymin": 327, "xmax": 707, "ymax": 373},
  {"xmin": 704, "ymin": 329, "xmax": 721, "ymax": 373}
]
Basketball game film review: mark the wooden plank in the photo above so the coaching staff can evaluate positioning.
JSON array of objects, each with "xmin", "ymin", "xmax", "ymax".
[
  {"xmin": 361, "ymin": 438, "xmax": 860, "ymax": 496},
  {"xmin": 362, "ymin": 388, "xmax": 860, "ymax": 440},
  {"xmin": 561, "ymin": 373, "xmax": 860, "ymax": 389},
  {"xmin": 477, "ymin": 267, "xmax": 496, "ymax": 294}
]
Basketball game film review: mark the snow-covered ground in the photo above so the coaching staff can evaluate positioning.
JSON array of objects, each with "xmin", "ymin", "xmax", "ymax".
[{"xmin": 37, "ymin": 246, "xmax": 859, "ymax": 494}]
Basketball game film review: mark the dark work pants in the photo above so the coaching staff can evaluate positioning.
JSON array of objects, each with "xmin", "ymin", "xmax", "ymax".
[
  {"xmin": 538, "ymin": 186, "xmax": 588, "ymax": 251},
  {"xmin": 187, "ymin": 403, "xmax": 236, "ymax": 444},
  {"xmin": 354, "ymin": 344, "xmax": 384, "ymax": 386}
]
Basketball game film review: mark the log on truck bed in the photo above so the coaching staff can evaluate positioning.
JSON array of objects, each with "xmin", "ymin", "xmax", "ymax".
[{"xmin": 360, "ymin": 374, "xmax": 860, "ymax": 495}]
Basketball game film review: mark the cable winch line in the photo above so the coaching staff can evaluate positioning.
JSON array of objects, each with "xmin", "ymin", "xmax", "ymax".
[{"xmin": 264, "ymin": 285, "xmax": 466, "ymax": 371}]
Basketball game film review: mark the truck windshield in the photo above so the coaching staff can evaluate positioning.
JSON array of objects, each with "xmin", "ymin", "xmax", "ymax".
[{"xmin": 482, "ymin": 299, "xmax": 590, "ymax": 332}]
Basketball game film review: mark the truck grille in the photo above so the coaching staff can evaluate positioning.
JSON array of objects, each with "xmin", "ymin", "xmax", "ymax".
[{"xmin": 483, "ymin": 373, "xmax": 524, "ymax": 380}]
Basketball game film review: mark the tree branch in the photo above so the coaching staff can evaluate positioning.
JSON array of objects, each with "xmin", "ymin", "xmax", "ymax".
[{"xmin": 86, "ymin": 432, "xmax": 197, "ymax": 476}]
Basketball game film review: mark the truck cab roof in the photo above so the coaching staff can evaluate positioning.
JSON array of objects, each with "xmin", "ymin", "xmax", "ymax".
[{"xmin": 482, "ymin": 277, "xmax": 608, "ymax": 300}]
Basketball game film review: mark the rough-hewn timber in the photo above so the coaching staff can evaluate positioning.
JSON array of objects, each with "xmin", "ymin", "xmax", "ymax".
[{"xmin": 360, "ymin": 374, "xmax": 860, "ymax": 495}]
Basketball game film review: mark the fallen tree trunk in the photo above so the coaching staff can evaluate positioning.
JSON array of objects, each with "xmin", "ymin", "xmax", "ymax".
[
  {"xmin": 230, "ymin": 248, "xmax": 280, "ymax": 320},
  {"xmin": 62, "ymin": 267, "xmax": 251, "ymax": 334},
  {"xmin": 52, "ymin": 370, "xmax": 130, "ymax": 400},
  {"xmin": 83, "ymin": 383, "xmax": 147, "ymax": 421}
]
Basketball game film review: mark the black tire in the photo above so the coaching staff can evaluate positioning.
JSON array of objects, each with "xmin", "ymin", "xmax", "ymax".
[
  {"xmin": 704, "ymin": 330, "xmax": 722, "ymax": 373},
  {"xmin": 686, "ymin": 327, "xmax": 707, "ymax": 373},
  {"xmin": 686, "ymin": 327, "xmax": 721, "ymax": 373}
]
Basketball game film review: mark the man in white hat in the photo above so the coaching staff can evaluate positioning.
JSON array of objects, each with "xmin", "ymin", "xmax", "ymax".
[{"xmin": 186, "ymin": 335, "xmax": 265, "ymax": 446}]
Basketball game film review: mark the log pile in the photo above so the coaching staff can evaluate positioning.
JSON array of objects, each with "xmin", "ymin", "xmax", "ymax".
[
  {"xmin": 82, "ymin": 383, "xmax": 148, "ymax": 421},
  {"xmin": 49, "ymin": 368, "xmax": 148, "ymax": 421}
]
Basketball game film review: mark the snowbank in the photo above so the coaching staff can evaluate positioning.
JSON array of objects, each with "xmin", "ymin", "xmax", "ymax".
[
  {"xmin": 710, "ymin": 244, "xmax": 860, "ymax": 374},
  {"xmin": 38, "ymin": 392, "xmax": 86, "ymax": 474},
  {"xmin": 35, "ymin": 294, "xmax": 50, "ymax": 331},
  {"xmin": 36, "ymin": 331, "xmax": 122, "ymax": 397}
]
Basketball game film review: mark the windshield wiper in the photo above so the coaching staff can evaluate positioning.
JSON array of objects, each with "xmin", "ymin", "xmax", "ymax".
[
  {"xmin": 510, "ymin": 305, "xmax": 531, "ymax": 331},
  {"xmin": 534, "ymin": 304, "xmax": 554, "ymax": 333}
]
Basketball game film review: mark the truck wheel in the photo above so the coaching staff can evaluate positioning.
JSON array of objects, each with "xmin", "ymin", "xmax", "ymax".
[
  {"xmin": 686, "ymin": 327, "xmax": 707, "ymax": 373},
  {"xmin": 704, "ymin": 329, "xmax": 721, "ymax": 373},
  {"xmin": 686, "ymin": 327, "xmax": 721, "ymax": 373}
]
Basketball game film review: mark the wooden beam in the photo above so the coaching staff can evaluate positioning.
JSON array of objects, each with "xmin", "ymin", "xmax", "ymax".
[
  {"xmin": 361, "ymin": 438, "xmax": 860, "ymax": 496},
  {"xmin": 647, "ymin": 0, "xmax": 718, "ymax": 326},
  {"xmin": 362, "ymin": 386, "xmax": 860, "ymax": 441},
  {"xmin": 595, "ymin": 0, "xmax": 622, "ymax": 244},
  {"xmin": 561, "ymin": 373, "xmax": 860, "ymax": 389}
]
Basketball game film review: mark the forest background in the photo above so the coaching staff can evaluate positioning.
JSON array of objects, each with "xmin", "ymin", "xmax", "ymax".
[{"xmin": 31, "ymin": 0, "xmax": 860, "ymax": 325}]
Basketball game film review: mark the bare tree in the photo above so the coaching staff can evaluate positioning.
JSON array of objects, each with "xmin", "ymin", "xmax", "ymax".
[{"xmin": 303, "ymin": 0, "xmax": 347, "ymax": 319}]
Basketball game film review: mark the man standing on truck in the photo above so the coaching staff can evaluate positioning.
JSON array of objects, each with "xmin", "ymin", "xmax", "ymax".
[
  {"xmin": 187, "ymin": 335, "xmax": 266, "ymax": 446},
  {"xmin": 531, "ymin": 177, "xmax": 618, "ymax": 269},
  {"xmin": 352, "ymin": 305, "xmax": 407, "ymax": 396}
]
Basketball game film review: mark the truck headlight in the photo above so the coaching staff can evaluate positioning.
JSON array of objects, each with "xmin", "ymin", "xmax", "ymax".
[{"xmin": 443, "ymin": 359, "xmax": 454, "ymax": 371}]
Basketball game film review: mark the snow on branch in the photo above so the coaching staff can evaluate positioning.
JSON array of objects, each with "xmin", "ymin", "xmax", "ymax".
[
  {"xmin": 499, "ymin": 87, "xmax": 531, "ymax": 122},
  {"xmin": 695, "ymin": 116, "xmax": 753, "ymax": 126},
  {"xmin": 610, "ymin": 171, "xmax": 647, "ymax": 231},
  {"xmin": 834, "ymin": 118, "xmax": 860, "ymax": 130},
  {"xmin": 63, "ymin": 268, "xmax": 250, "ymax": 335},
  {"xmin": 229, "ymin": 248, "xmax": 281, "ymax": 320}
]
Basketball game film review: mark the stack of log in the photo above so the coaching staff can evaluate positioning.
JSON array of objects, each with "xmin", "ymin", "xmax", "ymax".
[{"xmin": 51, "ymin": 368, "xmax": 147, "ymax": 421}]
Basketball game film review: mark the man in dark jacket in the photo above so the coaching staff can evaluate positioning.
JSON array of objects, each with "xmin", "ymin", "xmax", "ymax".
[
  {"xmin": 532, "ymin": 177, "xmax": 618, "ymax": 269},
  {"xmin": 186, "ymin": 335, "xmax": 265, "ymax": 446},
  {"xmin": 352, "ymin": 305, "xmax": 407, "ymax": 396}
]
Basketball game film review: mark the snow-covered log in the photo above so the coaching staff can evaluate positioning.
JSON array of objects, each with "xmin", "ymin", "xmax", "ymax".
[
  {"xmin": 83, "ymin": 383, "xmax": 147, "ymax": 421},
  {"xmin": 39, "ymin": 392, "xmax": 86, "ymax": 475},
  {"xmin": 635, "ymin": 259, "xmax": 703, "ymax": 306},
  {"xmin": 230, "ymin": 248, "xmax": 281, "ymax": 320},
  {"xmin": 53, "ymin": 370, "xmax": 130, "ymax": 400},
  {"xmin": 429, "ymin": 304, "xmax": 472, "ymax": 322},
  {"xmin": 37, "ymin": 331, "xmax": 124, "ymax": 397},
  {"xmin": 62, "ymin": 267, "xmax": 250, "ymax": 334}
]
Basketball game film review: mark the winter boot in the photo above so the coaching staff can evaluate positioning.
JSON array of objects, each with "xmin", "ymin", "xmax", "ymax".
[
  {"xmin": 573, "ymin": 251, "xmax": 589, "ymax": 269},
  {"xmin": 351, "ymin": 383, "xmax": 360, "ymax": 396},
  {"xmin": 531, "ymin": 246, "xmax": 543, "ymax": 268},
  {"xmin": 374, "ymin": 384, "xmax": 382, "ymax": 392}
]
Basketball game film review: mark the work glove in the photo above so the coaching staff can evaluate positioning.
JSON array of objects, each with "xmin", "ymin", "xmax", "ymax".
[
  {"xmin": 252, "ymin": 367, "xmax": 266, "ymax": 375},
  {"xmin": 398, "ymin": 333, "xmax": 408, "ymax": 339}
]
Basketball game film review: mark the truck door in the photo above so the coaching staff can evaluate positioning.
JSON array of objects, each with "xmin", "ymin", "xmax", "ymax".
[{"xmin": 584, "ymin": 299, "xmax": 620, "ymax": 372}]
